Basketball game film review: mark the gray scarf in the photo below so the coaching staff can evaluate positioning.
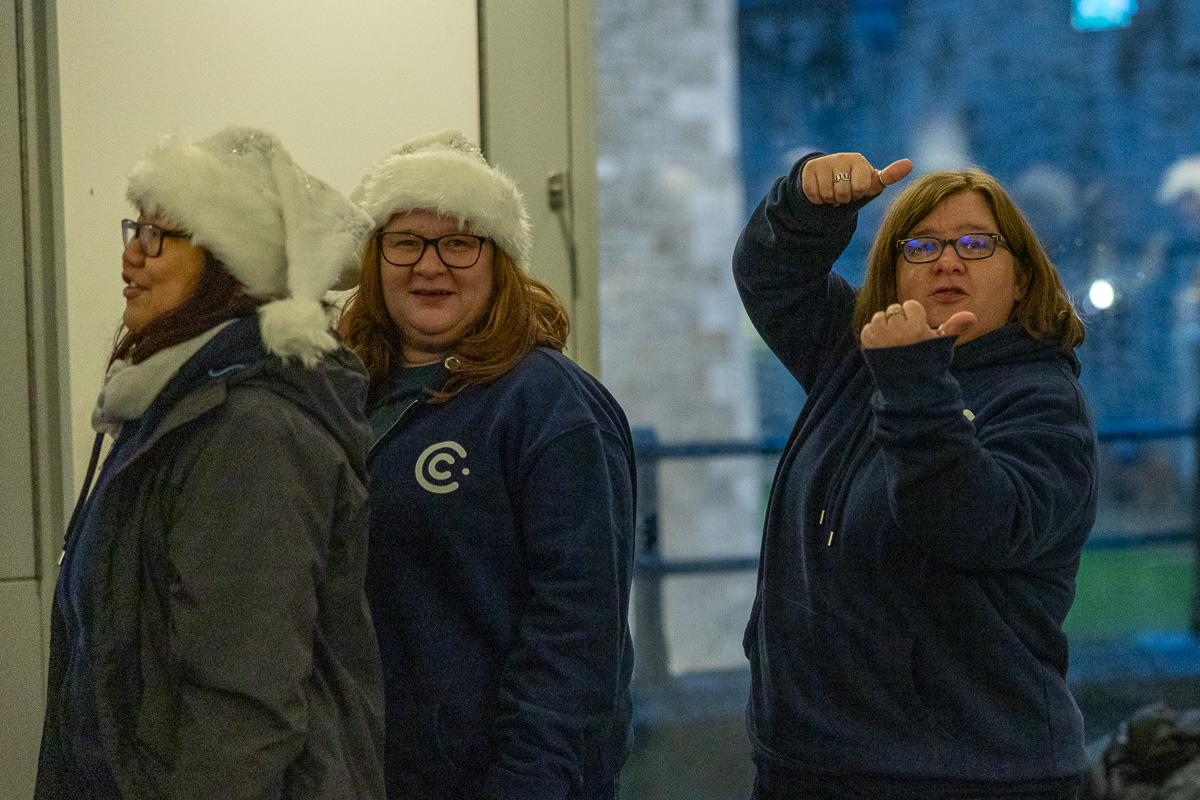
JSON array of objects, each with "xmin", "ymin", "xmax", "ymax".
[{"xmin": 91, "ymin": 321, "xmax": 234, "ymax": 437}]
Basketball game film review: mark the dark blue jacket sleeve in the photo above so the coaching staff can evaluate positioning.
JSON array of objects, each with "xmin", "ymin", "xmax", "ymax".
[
  {"xmin": 864, "ymin": 338, "xmax": 1097, "ymax": 570},
  {"xmin": 484, "ymin": 422, "xmax": 635, "ymax": 800},
  {"xmin": 732, "ymin": 153, "xmax": 866, "ymax": 391}
]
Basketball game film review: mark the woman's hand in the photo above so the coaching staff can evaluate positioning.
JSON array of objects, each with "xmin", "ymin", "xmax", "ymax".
[
  {"xmin": 801, "ymin": 152, "xmax": 913, "ymax": 207},
  {"xmin": 860, "ymin": 299, "xmax": 976, "ymax": 349}
]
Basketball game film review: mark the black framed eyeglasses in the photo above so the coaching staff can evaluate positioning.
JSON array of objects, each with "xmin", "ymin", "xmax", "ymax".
[
  {"xmin": 122, "ymin": 219, "xmax": 189, "ymax": 258},
  {"xmin": 897, "ymin": 233, "xmax": 1009, "ymax": 264},
  {"xmin": 378, "ymin": 231, "xmax": 490, "ymax": 268}
]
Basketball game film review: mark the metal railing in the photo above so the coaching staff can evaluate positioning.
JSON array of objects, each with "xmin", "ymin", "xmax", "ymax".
[{"xmin": 630, "ymin": 420, "xmax": 1200, "ymax": 687}]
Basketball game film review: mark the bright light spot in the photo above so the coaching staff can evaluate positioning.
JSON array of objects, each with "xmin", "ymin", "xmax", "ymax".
[
  {"xmin": 1089, "ymin": 279, "xmax": 1115, "ymax": 310},
  {"xmin": 1072, "ymin": 0, "xmax": 1136, "ymax": 30}
]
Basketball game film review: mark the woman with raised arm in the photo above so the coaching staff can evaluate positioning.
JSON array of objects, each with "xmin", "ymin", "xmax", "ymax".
[
  {"xmin": 735, "ymin": 151, "xmax": 1097, "ymax": 800},
  {"xmin": 37, "ymin": 126, "xmax": 384, "ymax": 800},
  {"xmin": 340, "ymin": 130, "xmax": 636, "ymax": 800}
]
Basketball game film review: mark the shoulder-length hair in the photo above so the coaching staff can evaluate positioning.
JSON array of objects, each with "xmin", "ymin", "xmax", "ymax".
[
  {"xmin": 111, "ymin": 251, "xmax": 261, "ymax": 365},
  {"xmin": 338, "ymin": 233, "xmax": 569, "ymax": 402},
  {"xmin": 853, "ymin": 169, "xmax": 1085, "ymax": 350}
]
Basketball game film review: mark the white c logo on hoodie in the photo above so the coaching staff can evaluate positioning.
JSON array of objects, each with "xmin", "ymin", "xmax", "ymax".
[{"xmin": 415, "ymin": 441, "xmax": 469, "ymax": 494}]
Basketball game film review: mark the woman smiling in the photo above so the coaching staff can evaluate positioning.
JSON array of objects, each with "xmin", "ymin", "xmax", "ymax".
[
  {"xmin": 340, "ymin": 130, "xmax": 636, "ymax": 800},
  {"xmin": 37, "ymin": 126, "xmax": 385, "ymax": 800}
]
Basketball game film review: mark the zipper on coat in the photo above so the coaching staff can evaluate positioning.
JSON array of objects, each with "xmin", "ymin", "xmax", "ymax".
[
  {"xmin": 817, "ymin": 509, "xmax": 835, "ymax": 546},
  {"xmin": 60, "ymin": 432, "xmax": 107, "ymax": 564},
  {"xmin": 368, "ymin": 356, "xmax": 457, "ymax": 456},
  {"xmin": 370, "ymin": 397, "xmax": 423, "ymax": 456}
]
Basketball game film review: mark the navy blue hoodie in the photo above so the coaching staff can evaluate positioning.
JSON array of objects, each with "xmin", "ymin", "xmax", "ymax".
[
  {"xmin": 366, "ymin": 347, "xmax": 636, "ymax": 800},
  {"xmin": 734, "ymin": 157, "xmax": 1098, "ymax": 795}
]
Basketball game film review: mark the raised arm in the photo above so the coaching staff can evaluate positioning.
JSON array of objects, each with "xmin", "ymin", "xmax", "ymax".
[
  {"xmin": 733, "ymin": 152, "xmax": 910, "ymax": 390},
  {"xmin": 864, "ymin": 339, "xmax": 1096, "ymax": 570}
]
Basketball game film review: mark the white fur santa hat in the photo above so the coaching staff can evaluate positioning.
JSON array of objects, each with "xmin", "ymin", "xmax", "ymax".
[
  {"xmin": 126, "ymin": 125, "xmax": 372, "ymax": 365},
  {"xmin": 351, "ymin": 129, "xmax": 532, "ymax": 270}
]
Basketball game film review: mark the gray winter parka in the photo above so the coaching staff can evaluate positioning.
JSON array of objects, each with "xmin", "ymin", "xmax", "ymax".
[{"xmin": 37, "ymin": 317, "xmax": 386, "ymax": 800}]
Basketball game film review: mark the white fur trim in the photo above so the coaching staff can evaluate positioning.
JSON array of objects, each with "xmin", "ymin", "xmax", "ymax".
[
  {"xmin": 127, "ymin": 129, "xmax": 288, "ymax": 298},
  {"xmin": 127, "ymin": 126, "xmax": 371, "ymax": 365},
  {"xmin": 258, "ymin": 298, "xmax": 338, "ymax": 366},
  {"xmin": 127, "ymin": 126, "xmax": 371, "ymax": 299},
  {"xmin": 351, "ymin": 129, "xmax": 532, "ymax": 270}
]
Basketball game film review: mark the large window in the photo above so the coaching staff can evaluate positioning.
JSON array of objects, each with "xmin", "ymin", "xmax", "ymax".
[
  {"xmin": 596, "ymin": 0, "xmax": 1200, "ymax": 795},
  {"xmin": 735, "ymin": 0, "xmax": 1200, "ymax": 640}
]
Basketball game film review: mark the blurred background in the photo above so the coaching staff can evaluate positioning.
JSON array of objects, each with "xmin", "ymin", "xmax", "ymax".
[{"xmin": 593, "ymin": 0, "xmax": 1200, "ymax": 797}]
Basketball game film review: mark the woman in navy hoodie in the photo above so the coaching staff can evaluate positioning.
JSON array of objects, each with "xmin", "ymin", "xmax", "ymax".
[
  {"xmin": 735, "ymin": 152, "xmax": 1097, "ymax": 799},
  {"xmin": 339, "ymin": 130, "xmax": 636, "ymax": 800}
]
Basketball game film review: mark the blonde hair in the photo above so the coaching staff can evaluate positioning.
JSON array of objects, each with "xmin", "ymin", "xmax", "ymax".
[
  {"xmin": 339, "ymin": 234, "xmax": 569, "ymax": 402},
  {"xmin": 854, "ymin": 169, "xmax": 1085, "ymax": 350}
]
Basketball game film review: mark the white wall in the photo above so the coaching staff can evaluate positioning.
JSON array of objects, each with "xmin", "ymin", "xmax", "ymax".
[
  {"xmin": 480, "ymin": 0, "xmax": 601, "ymax": 374},
  {"xmin": 12, "ymin": 4, "xmax": 593, "ymax": 792},
  {"xmin": 56, "ymin": 0, "xmax": 481, "ymax": 489},
  {"xmin": 1, "ymin": 2, "xmax": 48, "ymax": 792}
]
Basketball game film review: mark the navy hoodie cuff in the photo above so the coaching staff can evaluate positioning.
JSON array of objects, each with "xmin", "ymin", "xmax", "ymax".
[
  {"xmin": 777, "ymin": 152, "xmax": 875, "ymax": 235},
  {"xmin": 862, "ymin": 336, "xmax": 958, "ymax": 411}
]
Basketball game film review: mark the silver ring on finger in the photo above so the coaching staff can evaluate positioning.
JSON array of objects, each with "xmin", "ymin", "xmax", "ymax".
[
  {"xmin": 885, "ymin": 307, "xmax": 905, "ymax": 319},
  {"xmin": 833, "ymin": 172, "xmax": 851, "ymax": 183}
]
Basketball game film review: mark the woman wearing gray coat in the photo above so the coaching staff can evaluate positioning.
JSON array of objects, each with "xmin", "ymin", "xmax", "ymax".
[{"xmin": 36, "ymin": 126, "xmax": 385, "ymax": 800}]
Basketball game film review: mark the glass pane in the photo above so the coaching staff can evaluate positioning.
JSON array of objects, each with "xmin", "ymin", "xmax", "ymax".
[{"xmin": 596, "ymin": 0, "xmax": 1200, "ymax": 794}]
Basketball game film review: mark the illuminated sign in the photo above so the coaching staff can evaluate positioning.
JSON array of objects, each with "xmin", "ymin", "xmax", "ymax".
[{"xmin": 1072, "ymin": 0, "xmax": 1137, "ymax": 30}]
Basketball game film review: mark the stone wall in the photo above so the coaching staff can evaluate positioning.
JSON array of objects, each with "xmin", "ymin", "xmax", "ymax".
[{"xmin": 594, "ymin": 0, "xmax": 762, "ymax": 673}]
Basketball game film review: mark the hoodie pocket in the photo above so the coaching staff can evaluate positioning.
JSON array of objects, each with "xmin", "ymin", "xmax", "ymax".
[{"xmin": 752, "ymin": 597, "xmax": 943, "ymax": 772}]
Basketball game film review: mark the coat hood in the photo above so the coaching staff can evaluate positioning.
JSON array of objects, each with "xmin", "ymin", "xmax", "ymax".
[
  {"xmin": 153, "ymin": 316, "xmax": 370, "ymax": 473},
  {"xmin": 951, "ymin": 323, "xmax": 1082, "ymax": 378}
]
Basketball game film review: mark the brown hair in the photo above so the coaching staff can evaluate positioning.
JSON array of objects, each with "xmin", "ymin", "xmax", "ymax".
[
  {"xmin": 853, "ymin": 169, "xmax": 1085, "ymax": 350},
  {"xmin": 111, "ymin": 251, "xmax": 262, "ymax": 365},
  {"xmin": 338, "ymin": 233, "xmax": 569, "ymax": 402}
]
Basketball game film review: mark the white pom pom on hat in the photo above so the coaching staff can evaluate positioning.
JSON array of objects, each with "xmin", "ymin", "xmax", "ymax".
[
  {"xmin": 350, "ymin": 129, "xmax": 532, "ymax": 270},
  {"xmin": 126, "ymin": 125, "xmax": 373, "ymax": 365}
]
